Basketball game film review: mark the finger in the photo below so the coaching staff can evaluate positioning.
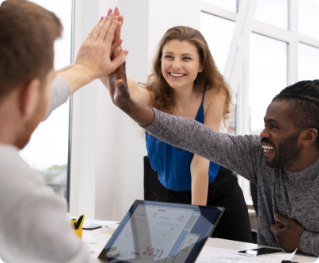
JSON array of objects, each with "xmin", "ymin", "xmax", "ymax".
[
  {"xmin": 114, "ymin": 20, "xmax": 122, "ymax": 41},
  {"xmin": 117, "ymin": 79, "xmax": 127, "ymax": 92},
  {"xmin": 86, "ymin": 23, "xmax": 98, "ymax": 40},
  {"xmin": 270, "ymin": 225, "xmax": 279, "ymax": 236},
  {"xmin": 115, "ymin": 7, "xmax": 119, "ymax": 16},
  {"xmin": 91, "ymin": 15, "xmax": 109, "ymax": 41},
  {"xmin": 104, "ymin": 14, "xmax": 118, "ymax": 45},
  {"xmin": 274, "ymin": 214, "xmax": 289, "ymax": 225},
  {"xmin": 111, "ymin": 39, "xmax": 122, "ymax": 57},
  {"xmin": 273, "ymin": 223, "xmax": 285, "ymax": 229},
  {"xmin": 112, "ymin": 46, "xmax": 122, "ymax": 59},
  {"xmin": 107, "ymin": 8, "xmax": 112, "ymax": 15},
  {"xmin": 109, "ymin": 50, "xmax": 129, "ymax": 73},
  {"xmin": 98, "ymin": 13, "xmax": 115, "ymax": 42},
  {"xmin": 119, "ymin": 15, "xmax": 124, "ymax": 26}
]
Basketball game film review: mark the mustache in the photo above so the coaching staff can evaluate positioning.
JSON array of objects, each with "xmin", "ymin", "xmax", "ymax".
[{"xmin": 260, "ymin": 138, "xmax": 274, "ymax": 147}]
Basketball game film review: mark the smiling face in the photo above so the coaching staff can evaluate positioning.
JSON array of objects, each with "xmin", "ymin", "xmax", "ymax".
[
  {"xmin": 161, "ymin": 40, "xmax": 203, "ymax": 91},
  {"xmin": 260, "ymin": 101, "xmax": 302, "ymax": 168}
]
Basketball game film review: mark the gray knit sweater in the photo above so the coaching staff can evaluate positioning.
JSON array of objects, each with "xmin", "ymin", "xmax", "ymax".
[
  {"xmin": 0, "ymin": 77, "xmax": 99, "ymax": 263},
  {"xmin": 144, "ymin": 108, "xmax": 319, "ymax": 256}
]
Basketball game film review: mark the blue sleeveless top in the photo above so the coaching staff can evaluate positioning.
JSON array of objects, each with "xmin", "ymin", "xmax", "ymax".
[{"xmin": 145, "ymin": 86, "xmax": 220, "ymax": 191}]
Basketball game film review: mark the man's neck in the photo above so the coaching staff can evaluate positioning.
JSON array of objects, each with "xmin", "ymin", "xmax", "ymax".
[
  {"xmin": 284, "ymin": 150, "xmax": 319, "ymax": 172},
  {"xmin": 0, "ymin": 94, "xmax": 22, "ymax": 148}
]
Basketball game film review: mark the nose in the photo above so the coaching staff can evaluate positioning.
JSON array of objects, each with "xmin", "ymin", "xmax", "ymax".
[
  {"xmin": 172, "ymin": 59, "xmax": 181, "ymax": 70},
  {"xmin": 260, "ymin": 128, "xmax": 270, "ymax": 139}
]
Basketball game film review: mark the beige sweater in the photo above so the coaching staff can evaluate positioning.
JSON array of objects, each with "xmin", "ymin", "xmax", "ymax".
[{"xmin": 0, "ymin": 77, "xmax": 99, "ymax": 263}]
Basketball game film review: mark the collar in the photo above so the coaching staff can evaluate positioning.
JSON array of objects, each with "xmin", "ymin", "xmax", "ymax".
[{"xmin": 284, "ymin": 158, "xmax": 319, "ymax": 181}]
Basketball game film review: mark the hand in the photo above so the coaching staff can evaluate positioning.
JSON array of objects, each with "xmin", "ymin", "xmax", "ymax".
[
  {"xmin": 74, "ymin": 11, "xmax": 128, "ymax": 82},
  {"xmin": 101, "ymin": 7, "xmax": 124, "ymax": 86},
  {"xmin": 270, "ymin": 213, "xmax": 305, "ymax": 253},
  {"xmin": 111, "ymin": 7, "xmax": 124, "ymax": 59},
  {"xmin": 108, "ymin": 62, "xmax": 131, "ymax": 108}
]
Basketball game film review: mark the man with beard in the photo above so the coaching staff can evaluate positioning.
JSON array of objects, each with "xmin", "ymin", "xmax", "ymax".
[{"xmin": 108, "ymin": 63, "xmax": 319, "ymax": 256}]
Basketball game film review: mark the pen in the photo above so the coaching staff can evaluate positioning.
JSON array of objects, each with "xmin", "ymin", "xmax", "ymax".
[{"xmin": 75, "ymin": 215, "xmax": 84, "ymax": 230}]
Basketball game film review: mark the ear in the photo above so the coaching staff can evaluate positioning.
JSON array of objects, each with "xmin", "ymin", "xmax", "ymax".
[
  {"xmin": 198, "ymin": 64, "xmax": 204, "ymax": 73},
  {"xmin": 301, "ymin": 128, "xmax": 318, "ymax": 146},
  {"xmin": 19, "ymin": 79, "xmax": 41, "ymax": 121}
]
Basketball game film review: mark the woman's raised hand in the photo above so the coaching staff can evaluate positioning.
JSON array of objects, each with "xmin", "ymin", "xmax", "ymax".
[{"xmin": 74, "ymin": 9, "xmax": 127, "ymax": 80}]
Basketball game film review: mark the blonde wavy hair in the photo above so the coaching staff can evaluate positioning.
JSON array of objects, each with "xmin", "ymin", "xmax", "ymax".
[{"xmin": 140, "ymin": 26, "xmax": 232, "ymax": 125}]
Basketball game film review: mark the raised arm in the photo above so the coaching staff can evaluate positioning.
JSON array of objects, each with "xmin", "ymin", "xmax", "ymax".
[
  {"xmin": 106, "ymin": 62, "xmax": 152, "ymax": 106},
  {"xmin": 100, "ymin": 8, "xmax": 152, "ymax": 106},
  {"xmin": 58, "ymin": 11, "xmax": 128, "ymax": 95},
  {"xmin": 108, "ymin": 63, "xmax": 262, "ymax": 183},
  {"xmin": 46, "ymin": 9, "xmax": 128, "ymax": 119}
]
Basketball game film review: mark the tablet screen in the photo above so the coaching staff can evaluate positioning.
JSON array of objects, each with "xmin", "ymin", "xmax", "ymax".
[{"xmin": 98, "ymin": 200, "xmax": 224, "ymax": 263}]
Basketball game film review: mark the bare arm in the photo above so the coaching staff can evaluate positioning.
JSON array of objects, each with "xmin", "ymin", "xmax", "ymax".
[
  {"xmin": 55, "ymin": 63, "xmax": 74, "ymax": 74},
  {"xmin": 190, "ymin": 89, "xmax": 225, "ymax": 205}
]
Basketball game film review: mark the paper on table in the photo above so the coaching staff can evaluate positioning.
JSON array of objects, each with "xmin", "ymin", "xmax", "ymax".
[
  {"xmin": 90, "ymin": 247, "xmax": 104, "ymax": 259},
  {"xmin": 82, "ymin": 231, "xmax": 96, "ymax": 244},
  {"xmin": 195, "ymin": 247, "xmax": 296, "ymax": 263}
]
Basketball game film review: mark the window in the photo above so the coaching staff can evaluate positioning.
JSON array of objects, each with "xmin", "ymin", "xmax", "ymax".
[
  {"xmin": 254, "ymin": 0, "xmax": 288, "ymax": 30},
  {"xmin": 201, "ymin": 0, "xmax": 237, "ymax": 13},
  {"xmin": 249, "ymin": 34, "xmax": 288, "ymax": 134},
  {"xmin": 200, "ymin": 13, "xmax": 235, "ymax": 73},
  {"xmin": 18, "ymin": 0, "xmax": 73, "ymax": 201},
  {"xmin": 200, "ymin": 12, "xmax": 237, "ymax": 134},
  {"xmin": 298, "ymin": 43, "xmax": 319, "ymax": 81},
  {"xmin": 298, "ymin": 0, "xmax": 319, "ymax": 40}
]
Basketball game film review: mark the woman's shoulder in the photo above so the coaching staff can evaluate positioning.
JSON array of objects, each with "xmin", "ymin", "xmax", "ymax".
[{"xmin": 204, "ymin": 85, "xmax": 227, "ymax": 106}]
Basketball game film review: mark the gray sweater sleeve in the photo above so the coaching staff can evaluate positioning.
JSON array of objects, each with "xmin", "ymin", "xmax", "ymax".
[
  {"xmin": 143, "ymin": 108, "xmax": 263, "ymax": 184},
  {"xmin": 300, "ymin": 230, "xmax": 319, "ymax": 256},
  {"xmin": 45, "ymin": 76, "xmax": 71, "ymax": 119}
]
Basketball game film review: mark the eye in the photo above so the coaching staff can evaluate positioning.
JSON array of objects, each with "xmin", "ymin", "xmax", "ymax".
[
  {"xmin": 270, "ymin": 123, "xmax": 278, "ymax": 130},
  {"xmin": 183, "ymin": 57, "xmax": 191, "ymax": 61},
  {"xmin": 165, "ymin": 55, "xmax": 173, "ymax": 59}
]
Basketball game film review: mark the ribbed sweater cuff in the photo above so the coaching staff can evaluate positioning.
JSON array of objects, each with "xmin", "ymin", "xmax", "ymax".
[
  {"xmin": 300, "ymin": 230, "xmax": 318, "ymax": 256},
  {"xmin": 46, "ymin": 76, "xmax": 71, "ymax": 119}
]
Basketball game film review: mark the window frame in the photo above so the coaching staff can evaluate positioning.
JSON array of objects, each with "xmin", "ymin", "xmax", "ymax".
[{"xmin": 200, "ymin": 0, "xmax": 319, "ymax": 203}]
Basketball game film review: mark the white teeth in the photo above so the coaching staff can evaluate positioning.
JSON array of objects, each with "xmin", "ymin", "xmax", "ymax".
[
  {"xmin": 170, "ymin": 73, "xmax": 184, "ymax": 77},
  {"xmin": 262, "ymin": 145, "xmax": 274, "ymax": 151}
]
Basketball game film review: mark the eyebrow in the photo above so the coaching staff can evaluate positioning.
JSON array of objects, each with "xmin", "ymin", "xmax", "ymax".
[
  {"xmin": 264, "ymin": 118, "xmax": 279, "ymax": 124},
  {"xmin": 164, "ymin": 52, "xmax": 194, "ymax": 57}
]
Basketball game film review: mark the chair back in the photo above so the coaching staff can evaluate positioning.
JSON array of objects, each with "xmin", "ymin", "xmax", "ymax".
[{"xmin": 143, "ymin": 156, "xmax": 158, "ymax": 201}]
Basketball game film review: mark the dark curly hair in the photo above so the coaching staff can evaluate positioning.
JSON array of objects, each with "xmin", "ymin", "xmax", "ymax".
[{"xmin": 273, "ymin": 79, "xmax": 319, "ymax": 149}]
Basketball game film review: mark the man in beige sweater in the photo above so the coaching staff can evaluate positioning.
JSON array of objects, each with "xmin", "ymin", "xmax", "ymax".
[{"xmin": 0, "ymin": 1, "xmax": 127, "ymax": 262}]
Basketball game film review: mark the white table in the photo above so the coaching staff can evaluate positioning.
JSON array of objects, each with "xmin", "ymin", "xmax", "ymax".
[{"xmin": 85, "ymin": 220, "xmax": 317, "ymax": 263}]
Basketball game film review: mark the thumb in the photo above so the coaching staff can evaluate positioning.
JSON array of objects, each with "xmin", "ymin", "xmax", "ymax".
[
  {"xmin": 274, "ymin": 213, "xmax": 288, "ymax": 225},
  {"xmin": 110, "ymin": 50, "xmax": 129, "ymax": 71}
]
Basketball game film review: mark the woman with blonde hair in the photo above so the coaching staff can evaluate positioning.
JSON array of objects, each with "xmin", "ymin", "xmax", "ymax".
[{"xmin": 106, "ymin": 26, "xmax": 252, "ymax": 242}]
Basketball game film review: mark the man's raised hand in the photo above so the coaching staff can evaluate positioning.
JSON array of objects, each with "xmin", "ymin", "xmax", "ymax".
[{"xmin": 108, "ymin": 62, "xmax": 131, "ymax": 108}]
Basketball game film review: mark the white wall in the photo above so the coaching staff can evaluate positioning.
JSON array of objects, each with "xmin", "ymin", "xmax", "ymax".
[{"xmin": 70, "ymin": 0, "xmax": 201, "ymax": 221}]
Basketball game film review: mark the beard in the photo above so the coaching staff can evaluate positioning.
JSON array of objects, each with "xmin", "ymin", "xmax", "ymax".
[{"xmin": 265, "ymin": 131, "xmax": 301, "ymax": 168}]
